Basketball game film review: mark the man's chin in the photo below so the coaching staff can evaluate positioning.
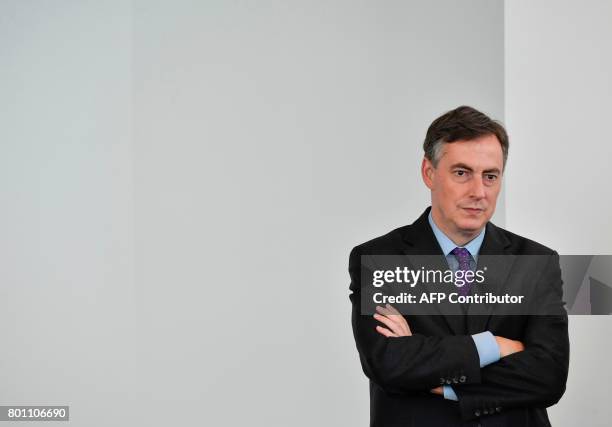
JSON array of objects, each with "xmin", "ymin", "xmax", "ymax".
[{"xmin": 456, "ymin": 219, "xmax": 487, "ymax": 234}]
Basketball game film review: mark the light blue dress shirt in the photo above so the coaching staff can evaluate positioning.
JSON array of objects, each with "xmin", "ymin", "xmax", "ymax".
[{"xmin": 427, "ymin": 212, "xmax": 501, "ymax": 401}]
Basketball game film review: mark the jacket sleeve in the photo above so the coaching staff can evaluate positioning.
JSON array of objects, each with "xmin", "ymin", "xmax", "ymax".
[
  {"xmin": 453, "ymin": 252, "xmax": 570, "ymax": 421},
  {"xmin": 349, "ymin": 245, "xmax": 482, "ymax": 392}
]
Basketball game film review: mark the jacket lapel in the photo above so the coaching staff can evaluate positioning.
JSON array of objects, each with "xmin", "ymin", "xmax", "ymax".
[
  {"xmin": 400, "ymin": 207, "xmax": 465, "ymax": 335},
  {"xmin": 467, "ymin": 221, "xmax": 515, "ymax": 333}
]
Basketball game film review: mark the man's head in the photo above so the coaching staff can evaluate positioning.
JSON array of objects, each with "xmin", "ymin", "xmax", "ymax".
[{"xmin": 421, "ymin": 106, "xmax": 509, "ymax": 245}]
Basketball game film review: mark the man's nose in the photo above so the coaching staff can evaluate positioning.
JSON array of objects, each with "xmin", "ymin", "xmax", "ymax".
[{"xmin": 469, "ymin": 176, "xmax": 486, "ymax": 199}]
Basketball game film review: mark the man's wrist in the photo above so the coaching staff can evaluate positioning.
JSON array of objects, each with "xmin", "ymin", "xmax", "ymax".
[
  {"xmin": 443, "ymin": 385, "xmax": 458, "ymax": 401},
  {"xmin": 471, "ymin": 331, "xmax": 501, "ymax": 367}
]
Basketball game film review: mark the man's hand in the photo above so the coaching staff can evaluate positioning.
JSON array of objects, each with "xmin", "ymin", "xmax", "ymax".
[
  {"xmin": 495, "ymin": 336, "xmax": 525, "ymax": 357},
  {"xmin": 373, "ymin": 304, "xmax": 412, "ymax": 337},
  {"xmin": 430, "ymin": 386, "xmax": 443, "ymax": 396}
]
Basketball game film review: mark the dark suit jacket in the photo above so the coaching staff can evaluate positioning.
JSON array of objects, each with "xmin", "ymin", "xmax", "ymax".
[{"xmin": 349, "ymin": 207, "xmax": 569, "ymax": 427}]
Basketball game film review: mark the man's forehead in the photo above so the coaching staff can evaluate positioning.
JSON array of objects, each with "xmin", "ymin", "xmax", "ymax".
[{"xmin": 438, "ymin": 138, "xmax": 504, "ymax": 168}]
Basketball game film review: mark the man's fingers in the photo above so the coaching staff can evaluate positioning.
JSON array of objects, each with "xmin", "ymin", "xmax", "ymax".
[
  {"xmin": 375, "ymin": 325, "xmax": 398, "ymax": 338},
  {"xmin": 374, "ymin": 313, "xmax": 403, "ymax": 335},
  {"xmin": 375, "ymin": 305, "xmax": 412, "ymax": 336},
  {"xmin": 495, "ymin": 336, "xmax": 525, "ymax": 357},
  {"xmin": 377, "ymin": 304, "xmax": 406, "ymax": 323},
  {"xmin": 430, "ymin": 386, "xmax": 443, "ymax": 395},
  {"xmin": 374, "ymin": 307, "xmax": 404, "ymax": 331},
  {"xmin": 376, "ymin": 304, "xmax": 395, "ymax": 317},
  {"xmin": 386, "ymin": 303, "xmax": 413, "ymax": 335},
  {"xmin": 385, "ymin": 304, "xmax": 412, "ymax": 335},
  {"xmin": 376, "ymin": 305, "xmax": 403, "ymax": 322},
  {"xmin": 385, "ymin": 303, "xmax": 402, "ymax": 315}
]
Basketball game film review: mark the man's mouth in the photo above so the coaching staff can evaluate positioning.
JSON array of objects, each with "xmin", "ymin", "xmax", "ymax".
[{"xmin": 462, "ymin": 207, "xmax": 484, "ymax": 214}]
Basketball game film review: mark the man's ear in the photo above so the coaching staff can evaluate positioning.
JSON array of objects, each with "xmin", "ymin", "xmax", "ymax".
[{"xmin": 421, "ymin": 157, "xmax": 435, "ymax": 190}]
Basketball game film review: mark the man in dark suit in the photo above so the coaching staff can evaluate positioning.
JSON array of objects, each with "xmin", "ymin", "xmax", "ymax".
[{"xmin": 349, "ymin": 106, "xmax": 569, "ymax": 426}]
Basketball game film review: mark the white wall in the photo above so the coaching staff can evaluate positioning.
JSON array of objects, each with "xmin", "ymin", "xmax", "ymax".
[
  {"xmin": 131, "ymin": 0, "xmax": 503, "ymax": 425},
  {"xmin": 1, "ymin": 1, "xmax": 504, "ymax": 426},
  {"xmin": 505, "ymin": 1, "xmax": 612, "ymax": 425},
  {"xmin": 0, "ymin": 1, "xmax": 137, "ymax": 425}
]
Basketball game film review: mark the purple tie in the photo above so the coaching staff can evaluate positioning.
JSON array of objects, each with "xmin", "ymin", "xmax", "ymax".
[{"xmin": 451, "ymin": 247, "xmax": 473, "ymax": 296}]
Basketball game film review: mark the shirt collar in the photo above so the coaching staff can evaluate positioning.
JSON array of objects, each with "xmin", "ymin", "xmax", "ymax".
[{"xmin": 428, "ymin": 211, "xmax": 486, "ymax": 260}]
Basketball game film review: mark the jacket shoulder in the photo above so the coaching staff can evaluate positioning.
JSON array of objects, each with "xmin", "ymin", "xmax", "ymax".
[
  {"xmin": 349, "ymin": 225, "xmax": 410, "ymax": 258},
  {"xmin": 489, "ymin": 223, "xmax": 557, "ymax": 255}
]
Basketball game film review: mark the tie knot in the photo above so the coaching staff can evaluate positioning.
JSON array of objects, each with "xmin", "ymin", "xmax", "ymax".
[{"xmin": 451, "ymin": 247, "xmax": 471, "ymax": 262}]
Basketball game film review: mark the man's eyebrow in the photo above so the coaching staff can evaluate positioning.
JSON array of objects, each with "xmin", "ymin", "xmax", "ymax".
[
  {"xmin": 483, "ymin": 168, "xmax": 502, "ymax": 174},
  {"xmin": 450, "ymin": 163, "xmax": 473, "ymax": 171},
  {"xmin": 450, "ymin": 163, "xmax": 501, "ymax": 174}
]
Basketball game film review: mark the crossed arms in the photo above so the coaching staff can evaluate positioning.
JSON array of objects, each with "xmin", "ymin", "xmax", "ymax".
[
  {"xmin": 373, "ymin": 303, "xmax": 524, "ymax": 396},
  {"xmin": 349, "ymin": 247, "xmax": 570, "ymax": 421}
]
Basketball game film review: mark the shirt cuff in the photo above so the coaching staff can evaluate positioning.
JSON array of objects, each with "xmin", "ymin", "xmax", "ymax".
[
  {"xmin": 471, "ymin": 331, "xmax": 501, "ymax": 368},
  {"xmin": 443, "ymin": 385, "xmax": 458, "ymax": 401}
]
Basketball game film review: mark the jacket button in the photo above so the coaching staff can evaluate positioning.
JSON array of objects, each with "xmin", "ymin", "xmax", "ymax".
[
  {"xmin": 459, "ymin": 375, "xmax": 467, "ymax": 383},
  {"xmin": 483, "ymin": 408, "xmax": 489, "ymax": 415},
  {"xmin": 440, "ymin": 378, "xmax": 446, "ymax": 385},
  {"xmin": 495, "ymin": 406, "xmax": 502, "ymax": 413},
  {"xmin": 474, "ymin": 409, "xmax": 481, "ymax": 417},
  {"xmin": 446, "ymin": 379, "xmax": 452, "ymax": 384},
  {"xmin": 452, "ymin": 377, "xmax": 458, "ymax": 384}
]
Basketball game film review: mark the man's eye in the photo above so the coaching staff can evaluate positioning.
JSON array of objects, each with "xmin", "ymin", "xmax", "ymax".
[
  {"xmin": 485, "ymin": 174, "xmax": 498, "ymax": 181},
  {"xmin": 455, "ymin": 170, "xmax": 467, "ymax": 176}
]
